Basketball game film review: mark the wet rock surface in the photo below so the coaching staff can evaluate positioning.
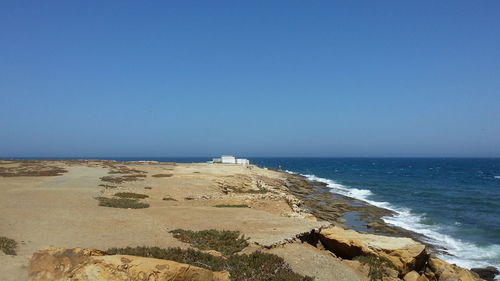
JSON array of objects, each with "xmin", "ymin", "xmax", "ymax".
[{"xmin": 470, "ymin": 266, "xmax": 499, "ymax": 281}]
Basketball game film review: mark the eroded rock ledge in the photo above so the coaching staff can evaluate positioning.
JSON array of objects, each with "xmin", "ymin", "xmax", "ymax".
[
  {"xmin": 299, "ymin": 226, "xmax": 484, "ymax": 281},
  {"xmin": 28, "ymin": 247, "xmax": 230, "ymax": 281}
]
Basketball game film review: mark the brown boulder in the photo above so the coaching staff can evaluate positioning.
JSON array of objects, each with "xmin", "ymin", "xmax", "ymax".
[
  {"xmin": 418, "ymin": 274, "xmax": 430, "ymax": 281},
  {"xmin": 28, "ymin": 247, "xmax": 230, "ymax": 281},
  {"xmin": 404, "ymin": 271, "xmax": 421, "ymax": 281},
  {"xmin": 427, "ymin": 257, "xmax": 481, "ymax": 281},
  {"xmin": 319, "ymin": 226, "xmax": 429, "ymax": 275}
]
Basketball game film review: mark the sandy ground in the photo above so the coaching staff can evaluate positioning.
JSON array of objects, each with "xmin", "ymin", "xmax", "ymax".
[{"xmin": 0, "ymin": 160, "xmax": 363, "ymax": 281}]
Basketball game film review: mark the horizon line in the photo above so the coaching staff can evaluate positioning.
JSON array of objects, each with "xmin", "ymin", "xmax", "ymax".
[{"xmin": 2, "ymin": 156, "xmax": 500, "ymax": 159}]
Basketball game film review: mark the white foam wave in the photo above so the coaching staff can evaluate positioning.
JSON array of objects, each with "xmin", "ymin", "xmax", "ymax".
[
  {"xmin": 289, "ymin": 171, "xmax": 500, "ymax": 272},
  {"xmin": 494, "ymin": 176, "xmax": 500, "ymax": 179}
]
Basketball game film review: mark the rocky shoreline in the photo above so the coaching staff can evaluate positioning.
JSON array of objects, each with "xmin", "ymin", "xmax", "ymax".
[
  {"xmin": 280, "ymin": 170, "xmax": 498, "ymax": 281},
  {"xmin": 284, "ymin": 172, "xmax": 442, "ymax": 247}
]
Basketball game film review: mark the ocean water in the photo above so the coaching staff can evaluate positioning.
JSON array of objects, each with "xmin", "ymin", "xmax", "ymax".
[{"xmin": 249, "ymin": 158, "xmax": 500, "ymax": 272}]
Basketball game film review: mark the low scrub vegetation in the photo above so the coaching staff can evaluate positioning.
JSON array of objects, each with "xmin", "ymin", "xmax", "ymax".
[
  {"xmin": 95, "ymin": 197, "xmax": 149, "ymax": 209},
  {"xmin": 100, "ymin": 175, "xmax": 145, "ymax": 184},
  {"xmin": 0, "ymin": 164, "xmax": 66, "ymax": 177},
  {"xmin": 214, "ymin": 204, "xmax": 249, "ymax": 208},
  {"xmin": 354, "ymin": 255, "xmax": 396, "ymax": 281},
  {"xmin": 163, "ymin": 197, "xmax": 177, "ymax": 201},
  {"xmin": 152, "ymin": 173, "xmax": 173, "ymax": 177},
  {"xmin": 108, "ymin": 166, "xmax": 146, "ymax": 175},
  {"xmin": 233, "ymin": 188, "xmax": 267, "ymax": 194},
  {"xmin": 100, "ymin": 176, "xmax": 126, "ymax": 184},
  {"xmin": 0, "ymin": 236, "xmax": 17, "ymax": 255},
  {"xmin": 114, "ymin": 192, "xmax": 149, "ymax": 199},
  {"xmin": 99, "ymin": 184, "xmax": 117, "ymax": 189},
  {"xmin": 106, "ymin": 246, "xmax": 312, "ymax": 281},
  {"xmin": 169, "ymin": 229, "xmax": 248, "ymax": 255}
]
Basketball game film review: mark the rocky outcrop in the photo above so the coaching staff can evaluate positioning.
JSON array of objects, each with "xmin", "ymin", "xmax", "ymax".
[
  {"xmin": 316, "ymin": 227, "xmax": 484, "ymax": 281},
  {"xmin": 319, "ymin": 226, "xmax": 429, "ymax": 276},
  {"xmin": 28, "ymin": 247, "xmax": 230, "ymax": 281},
  {"xmin": 471, "ymin": 267, "xmax": 499, "ymax": 281},
  {"xmin": 426, "ymin": 258, "xmax": 483, "ymax": 281}
]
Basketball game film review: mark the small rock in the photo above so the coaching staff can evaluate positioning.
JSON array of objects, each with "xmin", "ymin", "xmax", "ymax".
[
  {"xmin": 404, "ymin": 271, "xmax": 420, "ymax": 281},
  {"xmin": 470, "ymin": 266, "xmax": 499, "ymax": 281}
]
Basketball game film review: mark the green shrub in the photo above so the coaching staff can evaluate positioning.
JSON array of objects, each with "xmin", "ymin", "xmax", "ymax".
[
  {"xmin": 214, "ymin": 204, "xmax": 249, "ymax": 208},
  {"xmin": 226, "ymin": 251, "xmax": 313, "ymax": 281},
  {"xmin": 106, "ymin": 246, "xmax": 313, "ymax": 281},
  {"xmin": 114, "ymin": 192, "xmax": 149, "ymax": 199},
  {"xmin": 354, "ymin": 255, "xmax": 396, "ymax": 281},
  {"xmin": 95, "ymin": 197, "xmax": 149, "ymax": 209},
  {"xmin": 0, "ymin": 236, "xmax": 17, "ymax": 255},
  {"xmin": 169, "ymin": 229, "xmax": 248, "ymax": 255}
]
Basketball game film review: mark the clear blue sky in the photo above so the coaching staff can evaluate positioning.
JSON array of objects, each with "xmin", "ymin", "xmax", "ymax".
[{"xmin": 1, "ymin": 1, "xmax": 499, "ymax": 157}]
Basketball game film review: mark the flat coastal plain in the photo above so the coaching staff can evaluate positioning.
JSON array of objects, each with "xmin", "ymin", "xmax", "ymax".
[{"xmin": 0, "ymin": 160, "xmax": 363, "ymax": 281}]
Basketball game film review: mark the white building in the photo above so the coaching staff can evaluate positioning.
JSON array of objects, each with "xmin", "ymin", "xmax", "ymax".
[
  {"xmin": 212, "ymin": 155, "xmax": 250, "ymax": 165},
  {"xmin": 236, "ymin": 158, "xmax": 250, "ymax": 165},
  {"xmin": 221, "ymin": 155, "xmax": 236, "ymax": 164}
]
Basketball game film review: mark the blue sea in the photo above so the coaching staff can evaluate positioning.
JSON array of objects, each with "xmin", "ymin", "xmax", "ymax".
[
  {"xmin": 18, "ymin": 157, "xmax": 500, "ymax": 271},
  {"xmin": 249, "ymin": 157, "xmax": 500, "ymax": 271}
]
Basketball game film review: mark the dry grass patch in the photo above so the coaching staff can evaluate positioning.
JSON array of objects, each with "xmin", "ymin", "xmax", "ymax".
[
  {"xmin": 99, "ymin": 184, "xmax": 117, "ymax": 189},
  {"xmin": 108, "ymin": 166, "xmax": 146, "ymax": 175},
  {"xmin": 0, "ymin": 236, "xmax": 17, "ymax": 255},
  {"xmin": 114, "ymin": 192, "xmax": 149, "ymax": 199},
  {"xmin": 214, "ymin": 204, "xmax": 249, "ymax": 208},
  {"xmin": 233, "ymin": 188, "xmax": 267, "ymax": 194},
  {"xmin": 170, "ymin": 229, "xmax": 248, "ymax": 256},
  {"xmin": 123, "ymin": 174, "xmax": 147, "ymax": 179},
  {"xmin": 152, "ymin": 173, "xmax": 173, "ymax": 178},
  {"xmin": 100, "ymin": 174, "xmax": 146, "ymax": 184},
  {"xmin": 100, "ymin": 176, "xmax": 127, "ymax": 184},
  {"xmin": 0, "ymin": 162, "xmax": 66, "ymax": 177},
  {"xmin": 106, "ymin": 246, "xmax": 313, "ymax": 281},
  {"xmin": 95, "ymin": 197, "xmax": 149, "ymax": 209}
]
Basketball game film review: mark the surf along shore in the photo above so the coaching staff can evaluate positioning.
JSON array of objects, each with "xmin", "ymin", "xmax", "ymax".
[{"xmin": 0, "ymin": 159, "xmax": 495, "ymax": 281}]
